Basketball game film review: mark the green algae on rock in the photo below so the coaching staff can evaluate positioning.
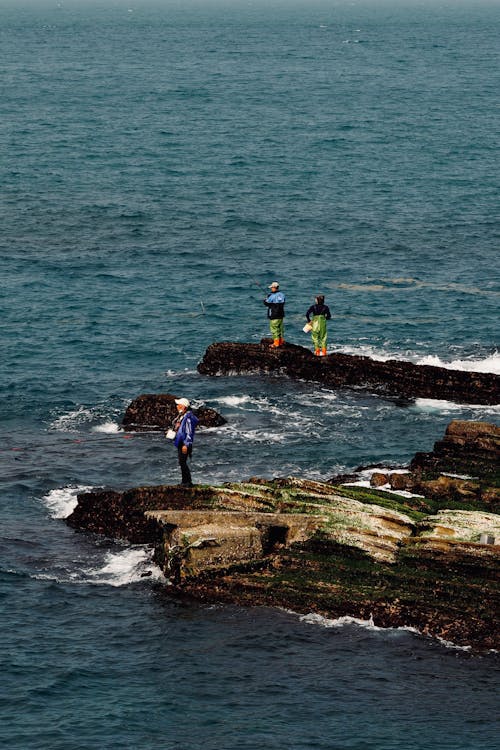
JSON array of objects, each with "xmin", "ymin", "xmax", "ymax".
[{"xmin": 66, "ymin": 471, "xmax": 499, "ymax": 651}]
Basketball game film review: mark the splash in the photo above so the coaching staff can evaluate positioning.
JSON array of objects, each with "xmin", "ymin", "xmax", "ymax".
[
  {"xmin": 42, "ymin": 485, "xmax": 94, "ymax": 519},
  {"xmin": 81, "ymin": 547, "xmax": 164, "ymax": 587},
  {"xmin": 332, "ymin": 344, "xmax": 500, "ymax": 375},
  {"xmin": 414, "ymin": 398, "xmax": 500, "ymax": 415},
  {"xmin": 92, "ymin": 421, "xmax": 122, "ymax": 433},
  {"xmin": 417, "ymin": 352, "xmax": 500, "ymax": 375}
]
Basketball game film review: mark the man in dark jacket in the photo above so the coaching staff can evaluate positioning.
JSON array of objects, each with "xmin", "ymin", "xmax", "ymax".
[
  {"xmin": 171, "ymin": 397, "xmax": 199, "ymax": 486},
  {"xmin": 305, "ymin": 295, "xmax": 331, "ymax": 356}
]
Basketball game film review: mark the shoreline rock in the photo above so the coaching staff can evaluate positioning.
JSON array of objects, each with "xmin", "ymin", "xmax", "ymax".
[
  {"xmin": 337, "ymin": 421, "xmax": 500, "ymax": 512},
  {"xmin": 65, "ymin": 422, "xmax": 500, "ymax": 652},
  {"xmin": 197, "ymin": 340, "xmax": 500, "ymax": 405}
]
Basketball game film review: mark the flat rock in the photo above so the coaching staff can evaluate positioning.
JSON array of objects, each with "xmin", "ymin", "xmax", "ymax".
[{"xmin": 197, "ymin": 340, "xmax": 500, "ymax": 405}]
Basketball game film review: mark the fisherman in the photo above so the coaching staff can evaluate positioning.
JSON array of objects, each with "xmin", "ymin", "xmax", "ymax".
[
  {"xmin": 263, "ymin": 281, "xmax": 286, "ymax": 348},
  {"xmin": 305, "ymin": 295, "xmax": 331, "ymax": 356},
  {"xmin": 168, "ymin": 397, "xmax": 199, "ymax": 487}
]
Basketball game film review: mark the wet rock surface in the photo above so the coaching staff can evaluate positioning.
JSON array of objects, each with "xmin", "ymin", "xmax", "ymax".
[
  {"xmin": 197, "ymin": 340, "xmax": 500, "ymax": 405},
  {"xmin": 122, "ymin": 393, "xmax": 226, "ymax": 431}
]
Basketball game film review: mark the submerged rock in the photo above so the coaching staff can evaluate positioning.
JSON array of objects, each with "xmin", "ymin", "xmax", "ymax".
[
  {"xmin": 197, "ymin": 340, "xmax": 500, "ymax": 405},
  {"xmin": 122, "ymin": 393, "xmax": 226, "ymax": 431}
]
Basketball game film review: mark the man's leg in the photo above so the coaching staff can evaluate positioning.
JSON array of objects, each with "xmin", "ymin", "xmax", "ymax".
[
  {"xmin": 178, "ymin": 444, "xmax": 193, "ymax": 486},
  {"xmin": 270, "ymin": 318, "xmax": 281, "ymax": 347}
]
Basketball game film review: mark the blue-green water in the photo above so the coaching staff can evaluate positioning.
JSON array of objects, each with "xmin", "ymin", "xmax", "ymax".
[{"xmin": 1, "ymin": 2, "xmax": 499, "ymax": 748}]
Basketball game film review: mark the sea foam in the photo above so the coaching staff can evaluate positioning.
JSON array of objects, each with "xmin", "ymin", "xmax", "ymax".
[
  {"xmin": 333, "ymin": 345, "xmax": 500, "ymax": 375},
  {"xmin": 42, "ymin": 485, "xmax": 93, "ymax": 519},
  {"xmin": 81, "ymin": 547, "xmax": 164, "ymax": 587}
]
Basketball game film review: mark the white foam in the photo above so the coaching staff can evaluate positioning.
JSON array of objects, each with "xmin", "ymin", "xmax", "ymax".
[
  {"xmin": 42, "ymin": 485, "xmax": 93, "ymax": 519},
  {"xmin": 341, "ymin": 467, "xmax": 425, "ymax": 498},
  {"xmin": 414, "ymin": 398, "xmax": 500, "ymax": 414},
  {"xmin": 215, "ymin": 395, "xmax": 253, "ymax": 407},
  {"xmin": 92, "ymin": 421, "xmax": 122, "ymax": 434},
  {"xmin": 417, "ymin": 353, "xmax": 500, "ymax": 375},
  {"xmin": 332, "ymin": 345, "xmax": 500, "ymax": 375},
  {"xmin": 82, "ymin": 547, "xmax": 164, "ymax": 587},
  {"xmin": 297, "ymin": 611, "xmax": 479, "ymax": 650},
  {"xmin": 49, "ymin": 406, "xmax": 95, "ymax": 431},
  {"xmin": 237, "ymin": 429, "xmax": 286, "ymax": 443},
  {"xmin": 298, "ymin": 611, "xmax": 419, "ymax": 635},
  {"xmin": 33, "ymin": 546, "xmax": 165, "ymax": 587}
]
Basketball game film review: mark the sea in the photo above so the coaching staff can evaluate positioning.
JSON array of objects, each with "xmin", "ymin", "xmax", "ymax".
[{"xmin": 1, "ymin": 1, "xmax": 499, "ymax": 747}]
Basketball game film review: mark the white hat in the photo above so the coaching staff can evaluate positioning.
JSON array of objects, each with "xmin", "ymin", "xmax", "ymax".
[
  {"xmin": 269, "ymin": 281, "xmax": 279, "ymax": 289},
  {"xmin": 175, "ymin": 397, "xmax": 190, "ymax": 408}
]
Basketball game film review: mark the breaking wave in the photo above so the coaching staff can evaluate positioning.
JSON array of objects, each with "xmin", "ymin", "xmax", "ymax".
[
  {"xmin": 332, "ymin": 345, "xmax": 500, "ymax": 375},
  {"xmin": 297, "ymin": 612, "xmax": 473, "ymax": 651},
  {"xmin": 42, "ymin": 485, "xmax": 94, "ymax": 519}
]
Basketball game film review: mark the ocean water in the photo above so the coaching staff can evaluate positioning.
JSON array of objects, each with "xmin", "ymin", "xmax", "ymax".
[{"xmin": 1, "ymin": 1, "xmax": 499, "ymax": 748}]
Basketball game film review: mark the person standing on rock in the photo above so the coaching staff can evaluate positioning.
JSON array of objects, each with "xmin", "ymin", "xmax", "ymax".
[
  {"xmin": 305, "ymin": 295, "xmax": 331, "ymax": 356},
  {"xmin": 264, "ymin": 281, "xmax": 286, "ymax": 348},
  {"xmin": 168, "ymin": 397, "xmax": 199, "ymax": 487}
]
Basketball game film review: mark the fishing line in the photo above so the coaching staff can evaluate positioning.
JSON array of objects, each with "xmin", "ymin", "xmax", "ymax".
[{"xmin": 0, "ymin": 432, "xmax": 152, "ymax": 454}]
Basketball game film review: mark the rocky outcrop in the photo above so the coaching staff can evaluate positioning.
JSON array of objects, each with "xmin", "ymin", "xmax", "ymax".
[
  {"xmin": 122, "ymin": 393, "xmax": 226, "ymax": 431},
  {"xmin": 411, "ymin": 420, "xmax": 500, "ymax": 481},
  {"xmin": 197, "ymin": 340, "xmax": 500, "ymax": 405},
  {"xmin": 66, "ymin": 472, "xmax": 499, "ymax": 650},
  {"xmin": 332, "ymin": 421, "xmax": 500, "ymax": 513}
]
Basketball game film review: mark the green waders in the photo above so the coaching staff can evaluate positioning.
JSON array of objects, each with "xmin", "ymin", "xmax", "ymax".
[
  {"xmin": 311, "ymin": 314, "xmax": 327, "ymax": 351},
  {"xmin": 270, "ymin": 318, "xmax": 284, "ymax": 342}
]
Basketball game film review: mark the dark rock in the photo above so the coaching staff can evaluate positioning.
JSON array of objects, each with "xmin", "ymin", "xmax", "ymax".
[
  {"xmin": 197, "ymin": 340, "xmax": 500, "ymax": 405},
  {"xmin": 410, "ymin": 420, "xmax": 500, "ymax": 484},
  {"xmin": 122, "ymin": 393, "xmax": 226, "ymax": 431},
  {"xmin": 388, "ymin": 473, "xmax": 412, "ymax": 491},
  {"xmin": 370, "ymin": 472, "xmax": 389, "ymax": 487}
]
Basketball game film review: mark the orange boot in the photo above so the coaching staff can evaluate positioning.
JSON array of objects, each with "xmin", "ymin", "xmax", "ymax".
[
  {"xmin": 279, "ymin": 338, "xmax": 285, "ymax": 346},
  {"xmin": 321, "ymin": 347, "xmax": 327, "ymax": 356},
  {"xmin": 270, "ymin": 339, "xmax": 280, "ymax": 348},
  {"xmin": 314, "ymin": 349, "xmax": 320, "ymax": 356}
]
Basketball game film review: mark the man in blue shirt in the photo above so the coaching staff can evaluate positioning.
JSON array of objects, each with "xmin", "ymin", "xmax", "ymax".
[
  {"xmin": 263, "ymin": 281, "xmax": 286, "ymax": 348},
  {"xmin": 171, "ymin": 397, "xmax": 199, "ymax": 487}
]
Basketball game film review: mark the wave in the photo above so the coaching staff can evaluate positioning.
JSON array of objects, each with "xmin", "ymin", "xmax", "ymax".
[
  {"xmin": 215, "ymin": 395, "xmax": 254, "ymax": 407},
  {"xmin": 416, "ymin": 353, "xmax": 500, "ymax": 375},
  {"xmin": 333, "ymin": 344, "xmax": 500, "ymax": 375},
  {"xmin": 49, "ymin": 406, "xmax": 96, "ymax": 431},
  {"xmin": 49, "ymin": 402, "xmax": 127, "ymax": 432},
  {"xmin": 33, "ymin": 547, "xmax": 165, "ymax": 587},
  {"xmin": 92, "ymin": 421, "xmax": 122, "ymax": 433},
  {"xmin": 42, "ymin": 485, "xmax": 94, "ymax": 519},
  {"xmin": 78, "ymin": 547, "xmax": 164, "ymax": 587},
  {"xmin": 414, "ymin": 398, "xmax": 500, "ymax": 415},
  {"xmin": 299, "ymin": 611, "xmax": 419, "ymax": 635},
  {"xmin": 333, "ymin": 278, "xmax": 500, "ymax": 299},
  {"xmin": 297, "ymin": 612, "xmax": 473, "ymax": 651}
]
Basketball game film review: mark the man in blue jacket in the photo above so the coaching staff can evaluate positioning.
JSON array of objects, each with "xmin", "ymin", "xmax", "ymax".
[
  {"xmin": 171, "ymin": 397, "xmax": 199, "ymax": 487},
  {"xmin": 263, "ymin": 281, "xmax": 286, "ymax": 347}
]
